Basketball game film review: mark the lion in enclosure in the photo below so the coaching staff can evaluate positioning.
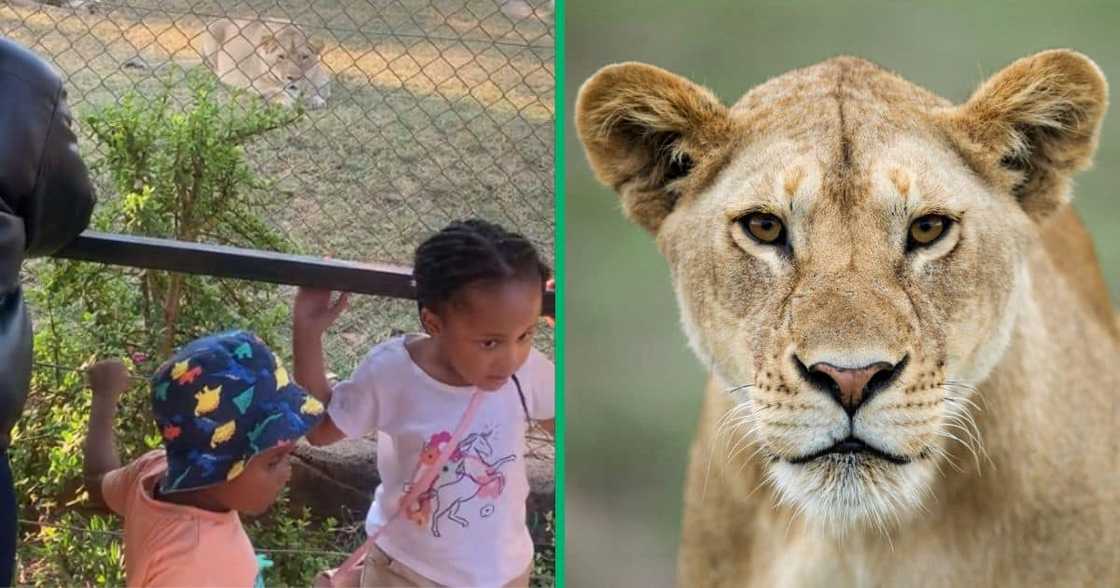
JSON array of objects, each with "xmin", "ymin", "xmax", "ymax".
[{"xmin": 201, "ymin": 17, "xmax": 331, "ymax": 109}]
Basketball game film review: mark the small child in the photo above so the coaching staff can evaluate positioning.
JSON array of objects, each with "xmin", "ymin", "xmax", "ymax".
[
  {"xmin": 83, "ymin": 330, "xmax": 325, "ymax": 587},
  {"xmin": 293, "ymin": 219, "xmax": 555, "ymax": 587}
]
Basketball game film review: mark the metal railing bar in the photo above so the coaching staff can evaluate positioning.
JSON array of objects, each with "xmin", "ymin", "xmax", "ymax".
[{"xmin": 52, "ymin": 231, "xmax": 556, "ymax": 316}]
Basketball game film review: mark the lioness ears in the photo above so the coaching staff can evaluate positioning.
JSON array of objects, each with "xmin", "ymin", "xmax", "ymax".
[
  {"xmin": 575, "ymin": 63, "xmax": 732, "ymax": 232},
  {"xmin": 948, "ymin": 49, "xmax": 1108, "ymax": 219}
]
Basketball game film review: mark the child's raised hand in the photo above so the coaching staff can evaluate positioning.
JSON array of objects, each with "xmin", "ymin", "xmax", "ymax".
[
  {"xmin": 86, "ymin": 359, "xmax": 130, "ymax": 404},
  {"xmin": 543, "ymin": 278, "xmax": 556, "ymax": 327},
  {"xmin": 294, "ymin": 287, "xmax": 350, "ymax": 335}
]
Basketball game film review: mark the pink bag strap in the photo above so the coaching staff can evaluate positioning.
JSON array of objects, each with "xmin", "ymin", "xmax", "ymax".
[{"xmin": 330, "ymin": 390, "xmax": 487, "ymax": 576}]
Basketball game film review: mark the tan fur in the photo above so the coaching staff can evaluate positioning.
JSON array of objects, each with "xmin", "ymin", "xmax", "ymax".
[
  {"xmin": 887, "ymin": 167, "xmax": 910, "ymax": 198},
  {"xmin": 200, "ymin": 18, "xmax": 331, "ymax": 109},
  {"xmin": 576, "ymin": 51, "xmax": 1119, "ymax": 586}
]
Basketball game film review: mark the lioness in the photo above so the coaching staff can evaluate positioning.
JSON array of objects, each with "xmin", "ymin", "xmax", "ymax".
[
  {"xmin": 201, "ymin": 18, "xmax": 331, "ymax": 109},
  {"xmin": 576, "ymin": 50, "xmax": 1118, "ymax": 586}
]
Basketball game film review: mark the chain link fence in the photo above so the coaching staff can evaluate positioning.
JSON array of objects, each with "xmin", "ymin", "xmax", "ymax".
[{"xmin": 2, "ymin": 0, "xmax": 555, "ymax": 365}]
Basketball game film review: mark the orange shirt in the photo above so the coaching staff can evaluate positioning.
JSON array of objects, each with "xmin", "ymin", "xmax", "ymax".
[{"xmin": 102, "ymin": 450, "xmax": 260, "ymax": 587}]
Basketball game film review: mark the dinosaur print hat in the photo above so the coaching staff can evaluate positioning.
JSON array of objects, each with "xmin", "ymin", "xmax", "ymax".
[{"xmin": 149, "ymin": 330, "xmax": 324, "ymax": 493}]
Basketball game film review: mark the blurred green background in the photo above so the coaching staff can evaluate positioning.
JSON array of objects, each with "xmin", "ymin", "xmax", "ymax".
[{"xmin": 564, "ymin": 1, "xmax": 1120, "ymax": 586}]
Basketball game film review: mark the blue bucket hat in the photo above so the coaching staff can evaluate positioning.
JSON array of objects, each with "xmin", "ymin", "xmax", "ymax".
[{"xmin": 149, "ymin": 330, "xmax": 324, "ymax": 493}]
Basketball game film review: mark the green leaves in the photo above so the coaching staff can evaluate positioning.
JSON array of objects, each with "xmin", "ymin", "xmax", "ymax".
[
  {"xmin": 244, "ymin": 492, "xmax": 363, "ymax": 585},
  {"xmin": 83, "ymin": 69, "xmax": 300, "ymax": 249},
  {"xmin": 14, "ymin": 68, "xmax": 322, "ymax": 585}
]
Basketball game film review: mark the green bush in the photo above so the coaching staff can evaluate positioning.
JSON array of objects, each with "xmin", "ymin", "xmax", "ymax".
[
  {"xmin": 530, "ymin": 511, "xmax": 555, "ymax": 587},
  {"xmin": 244, "ymin": 493, "xmax": 365, "ymax": 586},
  {"xmin": 57, "ymin": 68, "xmax": 297, "ymax": 360},
  {"xmin": 9, "ymin": 70, "xmax": 347, "ymax": 586},
  {"xmin": 18, "ymin": 511, "xmax": 124, "ymax": 586}
]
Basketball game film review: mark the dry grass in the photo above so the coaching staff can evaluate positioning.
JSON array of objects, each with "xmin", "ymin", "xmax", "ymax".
[{"xmin": 1, "ymin": 2, "xmax": 554, "ymax": 116}]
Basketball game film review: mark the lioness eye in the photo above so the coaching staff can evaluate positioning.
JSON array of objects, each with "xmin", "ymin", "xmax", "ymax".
[
  {"xmin": 740, "ymin": 212, "xmax": 785, "ymax": 244},
  {"xmin": 908, "ymin": 215, "xmax": 949, "ymax": 248}
]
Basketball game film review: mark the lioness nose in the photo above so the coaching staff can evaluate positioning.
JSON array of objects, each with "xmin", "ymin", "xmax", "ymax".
[{"xmin": 806, "ymin": 359, "xmax": 900, "ymax": 415}]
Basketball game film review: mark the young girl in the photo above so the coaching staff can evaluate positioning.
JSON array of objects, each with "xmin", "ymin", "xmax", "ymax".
[{"xmin": 293, "ymin": 219, "xmax": 555, "ymax": 587}]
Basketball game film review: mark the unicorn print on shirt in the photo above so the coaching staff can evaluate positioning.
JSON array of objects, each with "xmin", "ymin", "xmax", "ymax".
[{"xmin": 402, "ymin": 429, "xmax": 517, "ymax": 537}]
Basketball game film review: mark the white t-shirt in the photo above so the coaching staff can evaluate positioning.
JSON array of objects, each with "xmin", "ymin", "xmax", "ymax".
[{"xmin": 327, "ymin": 334, "xmax": 554, "ymax": 587}]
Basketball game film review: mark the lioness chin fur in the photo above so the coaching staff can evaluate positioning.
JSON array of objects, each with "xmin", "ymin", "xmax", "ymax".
[{"xmin": 577, "ymin": 51, "xmax": 1119, "ymax": 586}]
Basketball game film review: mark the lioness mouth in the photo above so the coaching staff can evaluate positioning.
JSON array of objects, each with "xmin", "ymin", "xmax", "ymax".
[{"xmin": 788, "ymin": 436, "xmax": 911, "ymax": 465}]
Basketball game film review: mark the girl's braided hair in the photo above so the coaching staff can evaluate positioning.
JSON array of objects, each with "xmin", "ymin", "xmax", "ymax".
[{"xmin": 413, "ymin": 219, "xmax": 551, "ymax": 312}]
